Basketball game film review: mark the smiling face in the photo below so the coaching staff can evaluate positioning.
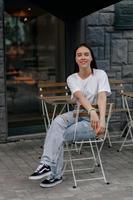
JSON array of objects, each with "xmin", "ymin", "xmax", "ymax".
[{"xmin": 75, "ymin": 46, "xmax": 92, "ymax": 70}]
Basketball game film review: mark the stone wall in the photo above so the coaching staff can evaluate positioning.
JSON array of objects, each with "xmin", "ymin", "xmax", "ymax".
[
  {"xmin": 0, "ymin": 1, "xmax": 133, "ymax": 141},
  {"xmin": 0, "ymin": 0, "xmax": 7, "ymax": 142},
  {"xmin": 84, "ymin": 3, "xmax": 133, "ymax": 131}
]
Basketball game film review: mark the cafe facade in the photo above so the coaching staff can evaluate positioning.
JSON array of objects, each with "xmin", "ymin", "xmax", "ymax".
[{"xmin": 0, "ymin": 0, "xmax": 133, "ymax": 142}]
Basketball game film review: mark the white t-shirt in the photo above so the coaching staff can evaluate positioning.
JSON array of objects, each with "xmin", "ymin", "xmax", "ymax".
[{"xmin": 67, "ymin": 69, "xmax": 111, "ymax": 104}]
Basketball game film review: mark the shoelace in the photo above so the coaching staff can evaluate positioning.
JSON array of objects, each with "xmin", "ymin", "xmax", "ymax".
[
  {"xmin": 46, "ymin": 177, "xmax": 53, "ymax": 181},
  {"xmin": 35, "ymin": 163, "xmax": 44, "ymax": 172}
]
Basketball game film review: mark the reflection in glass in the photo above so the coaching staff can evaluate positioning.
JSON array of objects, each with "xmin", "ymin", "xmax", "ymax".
[{"xmin": 4, "ymin": 10, "xmax": 65, "ymax": 136}]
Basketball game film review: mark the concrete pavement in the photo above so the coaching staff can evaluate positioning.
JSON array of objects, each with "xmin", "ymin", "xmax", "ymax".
[{"xmin": 0, "ymin": 138, "xmax": 133, "ymax": 200}]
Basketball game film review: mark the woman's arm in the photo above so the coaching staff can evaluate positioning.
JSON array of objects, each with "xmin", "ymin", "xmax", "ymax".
[
  {"xmin": 74, "ymin": 91, "xmax": 94, "ymax": 110},
  {"xmin": 74, "ymin": 91, "xmax": 100, "ymax": 132},
  {"xmin": 97, "ymin": 91, "xmax": 107, "ymax": 134}
]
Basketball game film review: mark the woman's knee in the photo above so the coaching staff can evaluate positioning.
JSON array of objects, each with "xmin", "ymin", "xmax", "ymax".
[
  {"xmin": 53, "ymin": 114, "xmax": 66, "ymax": 126},
  {"xmin": 52, "ymin": 112, "xmax": 73, "ymax": 128}
]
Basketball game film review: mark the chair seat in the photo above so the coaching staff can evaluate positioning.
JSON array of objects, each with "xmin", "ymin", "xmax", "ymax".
[{"xmin": 39, "ymin": 95, "xmax": 73, "ymax": 105}]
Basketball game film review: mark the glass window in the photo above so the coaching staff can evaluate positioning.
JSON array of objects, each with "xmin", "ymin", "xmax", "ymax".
[{"xmin": 4, "ymin": 8, "xmax": 65, "ymax": 136}]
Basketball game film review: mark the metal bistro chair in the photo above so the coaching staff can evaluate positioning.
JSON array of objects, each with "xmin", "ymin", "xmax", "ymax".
[
  {"xmin": 107, "ymin": 79, "xmax": 131, "ymax": 147},
  {"xmin": 118, "ymin": 92, "xmax": 133, "ymax": 151},
  {"xmin": 38, "ymin": 81, "xmax": 73, "ymax": 131},
  {"xmin": 64, "ymin": 103, "xmax": 113, "ymax": 188}
]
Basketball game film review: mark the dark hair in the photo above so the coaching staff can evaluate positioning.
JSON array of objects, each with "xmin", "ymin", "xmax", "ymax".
[{"xmin": 74, "ymin": 43, "xmax": 97, "ymax": 73}]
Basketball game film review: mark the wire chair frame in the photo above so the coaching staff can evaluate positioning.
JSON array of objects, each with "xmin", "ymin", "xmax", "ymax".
[{"xmin": 64, "ymin": 103, "xmax": 113, "ymax": 188}]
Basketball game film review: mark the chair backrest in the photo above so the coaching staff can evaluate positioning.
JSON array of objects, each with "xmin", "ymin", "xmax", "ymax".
[
  {"xmin": 109, "ymin": 79, "xmax": 125, "ymax": 109},
  {"xmin": 38, "ymin": 81, "xmax": 69, "ymax": 98}
]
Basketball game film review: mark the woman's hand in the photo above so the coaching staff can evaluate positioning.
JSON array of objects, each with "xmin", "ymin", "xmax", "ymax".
[
  {"xmin": 96, "ymin": 118, "xmax": 106, "ymax": 136},
  {"xmin": 90, "ymin": 110, "xmax": 100, "ymax": 132}
]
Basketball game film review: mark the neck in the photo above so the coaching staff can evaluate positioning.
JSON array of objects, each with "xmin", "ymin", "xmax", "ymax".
[{"xmin": 78, "ymin": 68, "xmax": 92, "ymax": 79}]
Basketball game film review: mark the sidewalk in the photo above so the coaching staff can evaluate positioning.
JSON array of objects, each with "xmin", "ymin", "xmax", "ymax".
[{"xmin": 0, "ymin": 138, "xmax": 133, "ymax": 200}]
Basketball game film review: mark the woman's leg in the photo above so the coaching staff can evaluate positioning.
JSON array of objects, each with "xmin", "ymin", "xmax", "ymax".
[
  {"xmin": 40, "ymin": 111, "xmax": 76, "ymax": 178},
  {"xmin": 64, "ymin": 119, "xmax": 96, "ymax": 142},
  {"xmin": 43, "ymin": 117, "xmax": 96, "ymax": 179}
]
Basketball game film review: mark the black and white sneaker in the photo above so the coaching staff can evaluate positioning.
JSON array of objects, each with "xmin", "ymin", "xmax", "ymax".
[
  {"xmin": 29, "ymin": 163, "xmax": 52, "ymax": 180},
  {"xmin": 40, "ymin": 177, "xmax": 62, "ymax": 188}
]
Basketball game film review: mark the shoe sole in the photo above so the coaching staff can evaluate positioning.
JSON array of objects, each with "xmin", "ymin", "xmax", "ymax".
[
  {"xmin": 40, "ymin": 179, "xmax": 62, "ymax": 188},
  {"xmin": 29, "ymin": 171, "xmax": 52, "ymax": 180}
]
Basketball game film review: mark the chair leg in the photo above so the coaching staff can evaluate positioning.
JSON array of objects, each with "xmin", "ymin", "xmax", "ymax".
[
  {"xmin": 89, "ymin": 141, "xmax": 99, "ymax": 168},
  {"xmin": 64, "ymin": 141, "xmax": 109, "ymax": 187},
  {"xmin": 106, "ymin": 130, "xmax": 112, "ymax": 148},
  {"xmin": 67, "ymin": 146, "xmax": 77, "ymax": 188},
  {"xmin": 129, "ymin": 125, "xmax": 133, "ymax": 142},
  {"xmin": 63, "ymin": 142, "xmax": 77, "ymax": 188},
  {"xmin": 118, "ymin": 126, "xmax": 132, "ymax": 152},
  {"xmin": 95, "ymin": 142, "xmax": 109, "ymax": 184},
  {"xmin": 120, "ymin": 122, "xmax": 128, "ymax": 137}
]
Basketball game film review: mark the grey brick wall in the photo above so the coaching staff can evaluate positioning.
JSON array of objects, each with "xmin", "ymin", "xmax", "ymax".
[
  {"xmin": 0, "ymin": 0, "xmax": 7, "ymax": 142},
  {"xmin": 84, "ymin": 3, "xmax": 133, "ymax": 131}
]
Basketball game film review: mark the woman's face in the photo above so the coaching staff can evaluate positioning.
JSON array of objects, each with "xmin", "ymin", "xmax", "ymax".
[{"xmin": 75, "ymin": 46, "xmax": 92, "ymax": 69}]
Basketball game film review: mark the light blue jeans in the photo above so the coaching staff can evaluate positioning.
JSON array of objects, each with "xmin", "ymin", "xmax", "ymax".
[{"xmin": 40, "ymin": 111, "xmax": 96, "ymax": 179}]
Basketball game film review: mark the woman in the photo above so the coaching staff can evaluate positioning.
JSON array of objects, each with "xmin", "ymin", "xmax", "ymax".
[{"xmin": 29, "ymin": 43, "xmax": 111, "ymax": 188}]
